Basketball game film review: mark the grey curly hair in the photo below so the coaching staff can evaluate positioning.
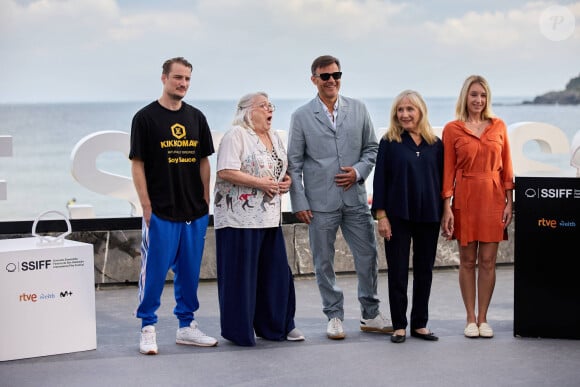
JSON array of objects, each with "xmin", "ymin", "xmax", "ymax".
[{"xmin": 232, "ymin": 92, "xmax": 269, "ymax": 130}]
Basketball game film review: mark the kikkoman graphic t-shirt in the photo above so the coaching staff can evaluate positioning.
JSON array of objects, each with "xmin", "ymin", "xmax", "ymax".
[{"xmin": 130, "ymin": 101, "xmax": 214, "ymax": 222}]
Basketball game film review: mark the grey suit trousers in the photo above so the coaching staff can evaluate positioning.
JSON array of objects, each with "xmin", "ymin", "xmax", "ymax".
[{"xmin": 309, "ymin": 204, "xmax": 380, "ymax": 320}]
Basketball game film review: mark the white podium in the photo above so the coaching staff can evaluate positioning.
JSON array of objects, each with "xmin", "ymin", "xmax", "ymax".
[{"xmin": 0, "ymin": 213, "xmax": 96, "ymax": 361}]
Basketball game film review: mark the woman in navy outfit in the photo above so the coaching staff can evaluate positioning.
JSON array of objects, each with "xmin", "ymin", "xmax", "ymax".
[{"xmin": 372, "ymin": 90, "xmax": 443, "ymax": 343}]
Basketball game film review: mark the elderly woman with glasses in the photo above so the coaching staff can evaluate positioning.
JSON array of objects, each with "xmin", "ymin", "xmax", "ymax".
[{"xmin": 213, "ymin": 91, "xmax": 304, "ymax": 346}]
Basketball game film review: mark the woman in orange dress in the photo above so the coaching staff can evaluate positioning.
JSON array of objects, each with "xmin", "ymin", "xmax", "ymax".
[{"xmin": 440, "ymin": 75, "xmax": 514, "ymax": 339}]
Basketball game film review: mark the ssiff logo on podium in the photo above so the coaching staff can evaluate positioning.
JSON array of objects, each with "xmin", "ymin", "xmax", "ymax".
[
  {"xmin": 514, "ymin": 176, "xmax": 580, "ymax": 339},
  {"xmin": 0, "ymin": 237, "xmax": 96, "ymax": 361}
]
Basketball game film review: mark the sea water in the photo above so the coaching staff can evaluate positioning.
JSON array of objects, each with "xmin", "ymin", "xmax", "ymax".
[{"xmin": 0, "ymin": 97, "xmax": 578, "ymax": 221}]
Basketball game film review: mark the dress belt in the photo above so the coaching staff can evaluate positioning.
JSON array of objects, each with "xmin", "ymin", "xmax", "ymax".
[{"xmin": 454, "ymin": 170, "xmax": 501, "ymax": 211}]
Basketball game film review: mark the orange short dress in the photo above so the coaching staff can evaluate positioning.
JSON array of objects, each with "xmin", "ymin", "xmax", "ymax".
[{"xmin": 441, "ymin": 118, "xmax": 514, "ymax": 246}]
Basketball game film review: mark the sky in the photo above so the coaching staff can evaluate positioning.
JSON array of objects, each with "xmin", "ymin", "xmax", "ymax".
[{"xmin": 0, "ymin": 0, "xmax": 579, "ymax": 103}]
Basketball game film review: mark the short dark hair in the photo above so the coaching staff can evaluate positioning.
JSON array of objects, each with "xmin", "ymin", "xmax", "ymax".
[
  {"xmin": 162, "ymin": 57, "xmax": 193, "ymax": 75},
  {"xmin": 311, "ymin": 55, "xmax": 340, "ymax": 75}
]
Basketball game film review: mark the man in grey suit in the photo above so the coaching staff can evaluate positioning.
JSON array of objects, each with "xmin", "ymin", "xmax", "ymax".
[{"xmin": 287, "ymin": 55, "xmax": 393, "ymax": 340}]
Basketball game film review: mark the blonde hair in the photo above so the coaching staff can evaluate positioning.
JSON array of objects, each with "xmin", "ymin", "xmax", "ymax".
[
  {"xmin": 455, "ymin": 75, "xmax": 495, "ymax": 121},
  {"xmin": 383, "ymin": 90, "xmax": 437, "ymax": 145}
]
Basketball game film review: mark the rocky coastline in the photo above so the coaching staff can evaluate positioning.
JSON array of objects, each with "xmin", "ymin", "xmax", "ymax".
[{"xmin": 524, "ymin": 73, "xmax": 580, "ymax": 105}]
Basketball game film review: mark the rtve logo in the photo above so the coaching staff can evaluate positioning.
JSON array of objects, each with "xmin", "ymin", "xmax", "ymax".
[
  {"xmin": 537, "ymin": 218, "xmax": 577, "ymax": 229},
  {"xmin": 19, "ymin": 292, "xmax": 56, "ymax": 302},
  {"xmin": 19, "ymin": 290, "xmax": 73, "ymax": 302},
  {"xmin": 537, "ymin": 218, "xmax": 558, "ymax": 229}
]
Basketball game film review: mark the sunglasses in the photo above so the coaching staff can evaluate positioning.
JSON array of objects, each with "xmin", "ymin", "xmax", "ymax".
[{"xmin": 314, "ymin": 72, "xmax": 342, "ymax": 81}]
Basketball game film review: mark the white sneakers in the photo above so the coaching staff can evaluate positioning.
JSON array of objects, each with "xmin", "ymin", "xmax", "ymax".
[
  {"xmin": 176, "ymin": 320, "xmax": 218, "ymax": 347},
  {"xmin": 140, "ymin": 321, "xmax": 218, "ymax": 354},
  {"xmin": 360, "ymin": 312, "xmax": 394, "ymax": 334},
  {"xmin": 327, "ymin": 312, "xmax": 394, "ymax": 339},
  {"xmin": 286, "ymin": 328, "xmax": 306, "ymax": 341},
  {"xmin": 140, "ymin": 325, "xmax": 158, "ymax": 355},
  {"xmin": 327, "ymin": 317, "xmax": 346, "ymax": 340}
]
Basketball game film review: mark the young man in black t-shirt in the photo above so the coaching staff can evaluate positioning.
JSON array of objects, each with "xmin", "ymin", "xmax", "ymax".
[{"xmin": 129, "ymin": 57, "xmax": 217, "ymax": 355}]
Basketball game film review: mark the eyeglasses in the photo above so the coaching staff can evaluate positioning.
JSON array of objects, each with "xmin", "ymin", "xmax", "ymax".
[
  {"xmin": 314, "ymin": 72, "xmax": 342, "ymax": 81},
  {"xmin": 254, "ymin": 102, "xmax": 276, "ymax": 112}
]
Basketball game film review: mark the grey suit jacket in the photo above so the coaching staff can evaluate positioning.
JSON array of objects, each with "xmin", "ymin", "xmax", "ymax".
[{"xmin": 287, "ymin": 95, "xmax": 378, "ymax": 213}]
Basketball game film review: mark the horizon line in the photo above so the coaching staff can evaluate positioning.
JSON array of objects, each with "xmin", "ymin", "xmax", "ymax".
[{"xmin": 0, "ymin": 95, "xmax": 536, "ymax": 106}]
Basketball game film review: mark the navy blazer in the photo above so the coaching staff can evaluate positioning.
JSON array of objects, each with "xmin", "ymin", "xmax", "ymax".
[
  {"xmin": 371, "ymin": 132, "xmax": 443, "ymax": 222},
  {"xmin": 287, "ymin": 95, "xmax": 378, "ymax": 212}
]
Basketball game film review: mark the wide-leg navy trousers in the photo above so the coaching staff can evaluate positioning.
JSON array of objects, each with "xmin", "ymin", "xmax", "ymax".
[{"xmin": 216, "ymin": 227, "xmax": 296, "ymax": 346}]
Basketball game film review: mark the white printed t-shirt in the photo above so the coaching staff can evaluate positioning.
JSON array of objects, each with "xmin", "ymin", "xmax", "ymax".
[{"xmin": 213, "ymin": 125, "xmax": 287, "ymax": 229}]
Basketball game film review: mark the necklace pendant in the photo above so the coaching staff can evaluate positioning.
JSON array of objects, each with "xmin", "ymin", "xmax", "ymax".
[{"xmin": 416, "ymin": 151, "xmax": 420, "ymax": 157}]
